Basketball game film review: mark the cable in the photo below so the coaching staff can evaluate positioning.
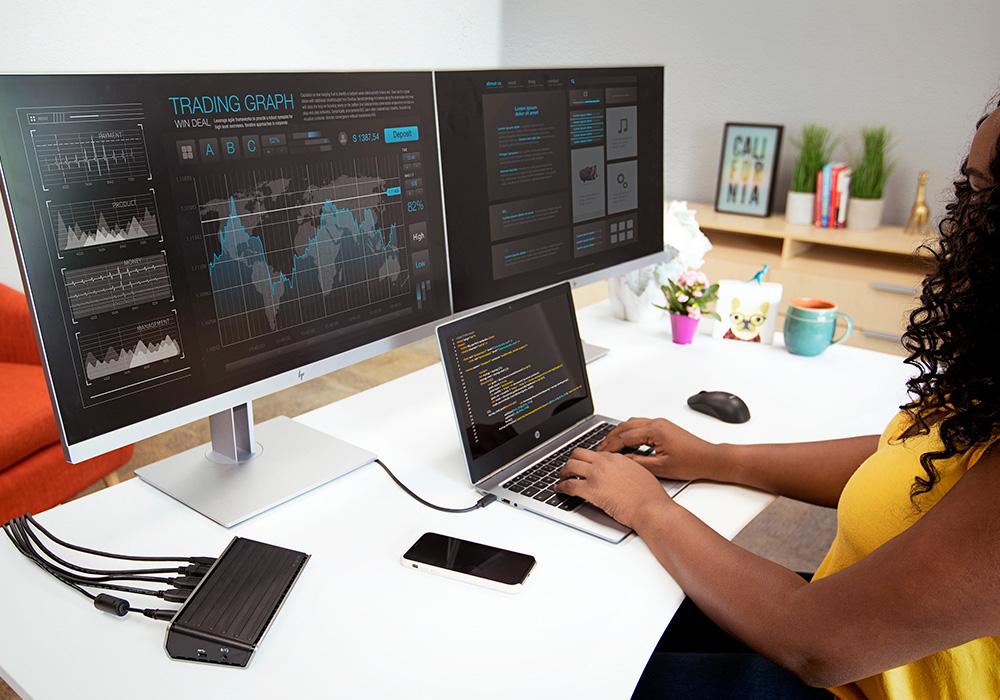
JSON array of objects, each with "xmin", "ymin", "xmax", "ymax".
[
  {"xmin": 5, "ymin": 519, "xmax": 179, "ymax": 620},
  {"xmin": 6, "ymin": 519, "xmax": 191, "ymax": 602},
  {"xmin": 375, "ymin": 458, "xmax": 497, "ymax": 514},
  {"xmin": 24, "ymin": 513, "xmax": 214, "ymax": 565},
  {"xmin": 4, "ymin": 521, "xmax": 95, "ymax": 602},
  {"xmin": 17, "ymin": 516, "xmax": 200, "ymax": 579},
  {"xmin": 3, "ymin": 519, "xmax": 180, "ymax": 621},
  {"xmin": 179, "ymin": 563, "xmax": 213, "ymax": 576}
]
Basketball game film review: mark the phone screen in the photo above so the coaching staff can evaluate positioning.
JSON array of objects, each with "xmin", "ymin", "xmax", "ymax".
[{"xmin": 403, "ymin": 533, "xmax": 536, "ymax": 585}]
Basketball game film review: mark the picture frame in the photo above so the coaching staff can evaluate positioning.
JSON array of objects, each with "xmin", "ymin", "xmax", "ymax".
[{"xmin": 714, "ymin": 122, "xmax": 784, "ymax": 217}]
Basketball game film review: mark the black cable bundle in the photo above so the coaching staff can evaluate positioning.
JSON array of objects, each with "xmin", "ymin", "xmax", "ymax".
[
  {"xmin": 3, "ymin": 459, "xmax": 493, "ymax": 622},
  {"xmin": 2, "ymin": 514, "xmax": 217, "ymax": 622}
]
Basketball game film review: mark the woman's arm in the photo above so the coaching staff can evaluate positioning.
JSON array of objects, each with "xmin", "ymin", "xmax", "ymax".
[
  {"xmin": 598, "ymin": 417, "xmax": 878, "ymax": 507},
  {"xmin": 555, "ymin": 447, "xmax": 1000, "ymax": 687},
  {"xmin": 716, "ymin": 437, "xmax": 878, "ymax": 508}
]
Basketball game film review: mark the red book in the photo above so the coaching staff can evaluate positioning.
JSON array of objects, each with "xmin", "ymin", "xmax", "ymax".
[
  {"xmin": 829, "ymin": 164, "xmax": 848, "ymax": 228},
  {"xmin": 830, "ymin": 170, "xmax": 839, "ymax": 228},
  {"xmin": 814, "ymin": 171, "xmax": 823, "ymax": 226}
]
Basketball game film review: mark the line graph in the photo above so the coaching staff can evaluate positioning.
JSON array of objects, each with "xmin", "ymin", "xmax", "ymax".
[
  {"xmin": 77, "ymin": 313, "xmax": 183, "ymax": 381},
  {"xmin": 62, "ymin": 252, "xmax": 173, "ymax": 320},
  {"xmin": 196, "ymin": 158, "xmax": 411, "ymax": 346},
  {"xmin": 30, "ymin": 123, "xmax": 151, "ymax": 190},
  {"xmin": 48, "ymin": 190, "xmax": 161, "ymax": 252}
]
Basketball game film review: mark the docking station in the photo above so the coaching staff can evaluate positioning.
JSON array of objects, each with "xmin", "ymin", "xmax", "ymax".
[{"xmin": 165, "ymin": 537, "xmax": 309, "ymax": 667}]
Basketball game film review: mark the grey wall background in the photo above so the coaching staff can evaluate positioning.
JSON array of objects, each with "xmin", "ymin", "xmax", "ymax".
[{"xmin": 499, "ymin": 0, "xmax": 1000, "ymax": 224}]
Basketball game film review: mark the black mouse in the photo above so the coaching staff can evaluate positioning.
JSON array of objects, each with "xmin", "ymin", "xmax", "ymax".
[{"xmin": 687, "ymin": 391, "xmax": 751, "ymax": 424}]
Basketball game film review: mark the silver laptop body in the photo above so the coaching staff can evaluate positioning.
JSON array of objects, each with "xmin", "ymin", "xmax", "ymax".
[{"xmin": 437, "ymin": 284, "xmax": 686, "ymax": 544}]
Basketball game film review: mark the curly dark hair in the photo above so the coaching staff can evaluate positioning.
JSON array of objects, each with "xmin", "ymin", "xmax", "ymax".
[{"xmin": 900, "ymin": 103, "xmax": 1000, "ymax": 499}]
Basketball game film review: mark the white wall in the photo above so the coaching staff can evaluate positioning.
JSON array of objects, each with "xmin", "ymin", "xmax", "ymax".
[
  {"xmin": 0, "ymin": 0, "xmax": 504, "ymax": 289},
  {"xmin": 499, "ymin": 0, "xmax": 1000, "ymax": 225}
]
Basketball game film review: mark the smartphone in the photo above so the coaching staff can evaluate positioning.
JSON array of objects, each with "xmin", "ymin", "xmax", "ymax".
[{"xmin": 401, "ymin": 532, "xmax": 536, "ymax": 593}]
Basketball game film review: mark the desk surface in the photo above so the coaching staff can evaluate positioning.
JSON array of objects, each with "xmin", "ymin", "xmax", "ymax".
[{"xmin": 0, "ymin": 302, "xmax": 912, "ymax": 700}]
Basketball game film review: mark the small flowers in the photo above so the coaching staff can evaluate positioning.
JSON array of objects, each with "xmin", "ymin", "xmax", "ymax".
[
  {"xmin": 677, "ymin": 270, "xmax": 709, "ymax": 288},
  {"xmin": 654, "ymin": 269, "xmax": 720, "ymax": 320}
]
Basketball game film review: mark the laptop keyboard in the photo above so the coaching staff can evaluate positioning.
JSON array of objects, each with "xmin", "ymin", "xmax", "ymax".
[{"xmin": 500, "ymin": 422, "xmax": 614, "ymax": 513}]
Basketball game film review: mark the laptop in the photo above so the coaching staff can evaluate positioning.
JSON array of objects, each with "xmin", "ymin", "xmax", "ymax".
[{"xmin": 437, "ymin": 283, "xmax": 687, "ymax": 543}]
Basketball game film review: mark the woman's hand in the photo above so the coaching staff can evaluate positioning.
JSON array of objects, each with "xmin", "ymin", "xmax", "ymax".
[
  {"xmin": 597, "ymin": 417, "xmax": 716, "ymax": 482},
  {"xmin": 554, "ymin": 448, "xmax": 672, "ymax": 529}
]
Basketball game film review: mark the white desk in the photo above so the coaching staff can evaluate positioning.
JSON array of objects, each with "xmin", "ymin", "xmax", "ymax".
[{"xmin": 0, "ymin": 302, "xmax": 912, "ymax": 700}]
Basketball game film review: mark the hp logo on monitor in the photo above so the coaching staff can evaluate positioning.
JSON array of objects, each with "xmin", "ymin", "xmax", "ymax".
[
  {"xmin": 534, "ymin": 430, "xmax": 541, "ymax": 439},
  {"xmin": 297, "ymin": 370, "xmax": 305, "ymax": 381}
]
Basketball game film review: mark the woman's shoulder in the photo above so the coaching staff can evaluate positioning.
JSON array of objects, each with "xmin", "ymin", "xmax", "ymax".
[{"xmin": 882, "ymin": 409, "xmax": 998, "ymax": 471}]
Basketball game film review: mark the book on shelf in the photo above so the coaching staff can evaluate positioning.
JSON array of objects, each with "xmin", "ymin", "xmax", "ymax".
[
  {"xmin": 821, "ymin": 163, "xmax": 831, "ymax": 227},
  {"xmin": 814, "ymin": 170, "xmax": 823, "ymax": 226},
  {"xmin": 837, "ymin": 171, "xmax": 851, "ymax": 228},
  {"xmin": 815, "ymin": 162, "xmax": 851, "ymax": 228}
]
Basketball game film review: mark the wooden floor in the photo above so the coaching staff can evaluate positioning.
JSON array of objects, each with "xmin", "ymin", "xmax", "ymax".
[{"xmin": 0, "ymin": 284, "xmax": 836, "ymax": 698}]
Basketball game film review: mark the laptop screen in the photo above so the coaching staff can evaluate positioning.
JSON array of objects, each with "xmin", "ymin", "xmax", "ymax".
[{"xmin": 438, "ymin": 284, "xmax": 593, "ymax": 483}]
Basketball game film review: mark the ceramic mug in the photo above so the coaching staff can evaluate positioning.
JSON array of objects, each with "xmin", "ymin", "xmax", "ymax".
[{"xmin": 784, "ymin": 298, "xmax": 853, "ymax": 356}]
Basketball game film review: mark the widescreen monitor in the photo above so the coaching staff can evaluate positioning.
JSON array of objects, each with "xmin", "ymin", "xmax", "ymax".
[
  {"xmin": 0, "ymin": 71, "xmax": 450, "ymax": 523},
  {"xmin": 434, "ymin": 66, "xmax": 665, "ymax": 313}
]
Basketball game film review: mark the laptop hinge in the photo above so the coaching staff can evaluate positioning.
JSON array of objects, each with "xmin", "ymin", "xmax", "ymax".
[{"xmin": 475, "ymin": 417, "xmax": 594, "ymax": 487}]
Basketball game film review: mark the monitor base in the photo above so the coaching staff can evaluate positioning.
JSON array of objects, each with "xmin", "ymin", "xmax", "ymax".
[
  {"xmin": 136, "ymin": 413, "xmax": 375, "ymax": 528},
  {"xmin": 582, "ymin": 340, "xmax": 610, "ymax": 364}
]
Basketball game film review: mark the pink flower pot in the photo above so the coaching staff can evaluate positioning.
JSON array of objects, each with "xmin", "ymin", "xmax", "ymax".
[{"xmin": 670, "ymin": 313, "xmax": 699, "ymax": 345}]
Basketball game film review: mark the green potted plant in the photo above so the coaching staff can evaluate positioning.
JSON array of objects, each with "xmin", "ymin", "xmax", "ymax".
[
  {"xmin": 786, "ymin": 124, "xmax": 834, "ymax": 225},
  {"xmin": 654, "ymin": 270, "xmax": 720, "ymax": 345},
  {"xmin": 848, "ymin": 126, "xmax": 895, "ymax": 230}
]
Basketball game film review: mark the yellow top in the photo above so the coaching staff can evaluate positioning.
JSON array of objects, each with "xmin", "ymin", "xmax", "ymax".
[{"xmin": 813, "ymin": 412, "xmax": 1000, "ymax": 700}]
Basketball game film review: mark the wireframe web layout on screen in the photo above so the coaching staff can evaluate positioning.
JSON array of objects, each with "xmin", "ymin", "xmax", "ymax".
[{"xmin": 436, "ymin": 67, "xmax": 664, "ymax": 311}]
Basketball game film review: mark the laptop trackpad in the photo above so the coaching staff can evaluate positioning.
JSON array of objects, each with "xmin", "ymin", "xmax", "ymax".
[{"xmin": 572, "ymin": 501, "xmax": 625, "ymax": 529}]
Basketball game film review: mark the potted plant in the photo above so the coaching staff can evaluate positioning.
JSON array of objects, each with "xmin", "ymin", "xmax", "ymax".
[
  {"xmin": 655, "ymin": 270, "xmax": 720, "ymax": 345},
  {"xmin": 786, "ymin": 124, "xmax": 833, "ymax": 225},
  {"xmin": 848, "ymin": 126, "xmax": 895, "ymax": 230}
]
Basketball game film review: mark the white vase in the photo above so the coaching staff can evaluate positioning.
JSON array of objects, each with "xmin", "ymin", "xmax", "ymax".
[
  {"xmin": 847, "ymin": 198, "xmax": 884, "ymax": 230},
  {"xmin": 785, "ymin": 191, "xmax": 815, "ymax": 225},
  {"xmin": 608, "ymin": 274, "xmax": 666, "ymax": 324}
]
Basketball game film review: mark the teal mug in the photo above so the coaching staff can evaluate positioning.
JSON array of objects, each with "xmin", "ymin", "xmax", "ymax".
[{"xmin": 784, "ymin": 298, "xmax": 853, "ymax": 356}]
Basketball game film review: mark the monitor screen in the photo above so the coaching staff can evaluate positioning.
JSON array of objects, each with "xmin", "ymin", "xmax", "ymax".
[
  {"xmin": 438, "ymin": 284, "xmax": 592, "ymax": 483},
  {"xmin": 0, "ymin": 72, "xmax": 450, "ymax": 453},
  {"xmin": 435, "ymin": 66, "xmax": 664, "ymax": 312}
]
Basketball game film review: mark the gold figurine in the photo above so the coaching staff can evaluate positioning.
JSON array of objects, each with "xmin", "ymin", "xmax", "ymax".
[{"xmin": 905, "ymin": 170, "xmax": 932, "ymax": 237}]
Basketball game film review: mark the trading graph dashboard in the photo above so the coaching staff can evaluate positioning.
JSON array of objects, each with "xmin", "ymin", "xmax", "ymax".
[
  {"xmin": 436, "ymin": 67, "xmax": 664, "ymax": 311},
  {"xmin": 193, "ymin": 157, "xmax": 415, "ymax": 348},
  {"xmin": 0, "ymin": 73, "xmax": 448, "ymax": 447}
]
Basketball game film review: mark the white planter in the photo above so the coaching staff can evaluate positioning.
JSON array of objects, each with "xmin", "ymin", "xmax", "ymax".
[
  {"xmin": 785, "ymin": 191, "xmax": 815, "ymax": 225},
  {"xmin": 847, "ymin": 197, "xmax": 885, "ymax": 230}
]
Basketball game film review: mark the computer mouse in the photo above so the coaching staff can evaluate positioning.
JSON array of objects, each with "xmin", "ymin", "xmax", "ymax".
[{"xmin": 687, "ymin": 391, "xmax": 751, "ymax": 424}]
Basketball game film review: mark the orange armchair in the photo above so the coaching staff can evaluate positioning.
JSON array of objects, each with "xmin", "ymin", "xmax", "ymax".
[{"xmin": 0, "ymin": 284, "xmax": 133, "ymax": 522}]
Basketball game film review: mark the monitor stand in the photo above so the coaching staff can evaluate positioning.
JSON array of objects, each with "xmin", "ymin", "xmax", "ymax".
[
  {"xmin": 582, "ymin": 340, "xmax": 609, "ymax": 364},
  {"xmin": 136, "ymin": 402, "xmax": 375, "ymax": 528}
]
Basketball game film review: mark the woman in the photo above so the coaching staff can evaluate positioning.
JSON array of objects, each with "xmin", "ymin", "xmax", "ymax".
[{"xmin": 554, "ymin": 104, "xmax": 1000, "ymax": 699}]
